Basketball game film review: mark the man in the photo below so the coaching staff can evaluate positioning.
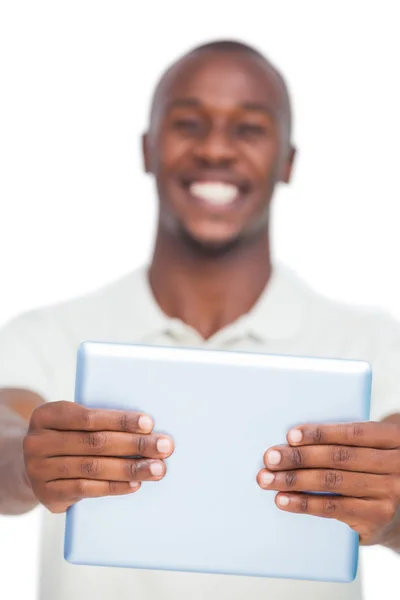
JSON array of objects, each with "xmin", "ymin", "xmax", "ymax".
[{"xmin": 0, "ymin": 39, "xmax": 399, "ymax": 600}]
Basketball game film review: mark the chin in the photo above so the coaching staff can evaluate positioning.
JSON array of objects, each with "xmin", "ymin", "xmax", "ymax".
[{"xmin": 178, "ymin": 225, "xmax": 244, "ymax": 257}]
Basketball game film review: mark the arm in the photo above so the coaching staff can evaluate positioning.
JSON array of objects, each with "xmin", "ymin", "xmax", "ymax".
[
  {"xmin": 380, "ymin": 412, "xmax": 400, "ymax": 553},
  {"xmin": 0, "ymin": 388, "xmax": 44, "ymax": 515}
]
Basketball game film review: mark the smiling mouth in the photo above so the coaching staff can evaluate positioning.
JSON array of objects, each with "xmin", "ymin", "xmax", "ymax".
[
  {"xmin": 189, "ymin": 181, "xmax": 240, "ymax": 206},
  {"xmin": 179, "ymin": 176, "xmax": 252, "ymax": 208}
]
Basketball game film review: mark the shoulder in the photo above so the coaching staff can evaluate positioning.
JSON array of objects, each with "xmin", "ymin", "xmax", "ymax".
[
  {"xmin": 0, "ymin": 267, "xmax": 147, "ymax": 343},
  {"xmin": 281, "ymin": 263, "xmax": 400, "ymax": 348},
  {"xmin": 278, "ymin": 265, "xmax": 400, "ymax": 419}
]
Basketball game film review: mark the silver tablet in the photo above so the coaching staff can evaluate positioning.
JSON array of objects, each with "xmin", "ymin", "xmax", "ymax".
[{"xmin": 64, "ymin": 342, "xmax": 371, "ymax": 582}]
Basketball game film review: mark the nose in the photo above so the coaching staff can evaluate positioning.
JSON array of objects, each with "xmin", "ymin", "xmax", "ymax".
[{"xmin": 193, "ymin": 127, "xmax": 237, "ymax": 168}]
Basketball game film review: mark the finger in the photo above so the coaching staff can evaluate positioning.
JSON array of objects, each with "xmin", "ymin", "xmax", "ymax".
[
  {"xmin": 274, "ymin": 493, "xmax": 382, "ymax": 530},
  {"xmin": 26, "ymin": 429, "xmax": 174, "ymax": 459},
  {"xmin": 44, "ymin": 456, "xmax": 166, "ymax": 482},
  {"xmin": 257, "ymin": 467, "xmax": 392, "ymax": 498},
  {"xmin": 44, "ymin": 478, "xmax": 142, "ymax": 510},
  {"xmin": 30, "ymin": 401, "xmax": 154, "ymax": 434},
  {"xmin": 264, "ymin": 444, "xmax": 400, "ymax": 475},
  {"xmin": 286, "ymin": 421, "xmax": 400, "ymax": 450}
]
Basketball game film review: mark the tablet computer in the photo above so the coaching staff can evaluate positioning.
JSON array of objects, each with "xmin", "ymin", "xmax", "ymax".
[{"xmin": 64, "ymin": 342, "xmax": 371, "ymax": 583}]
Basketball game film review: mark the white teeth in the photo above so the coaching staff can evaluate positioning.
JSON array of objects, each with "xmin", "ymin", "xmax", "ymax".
[{"xmin": 189, "ymin": 182, "xmax": 239, "ymax": 206}]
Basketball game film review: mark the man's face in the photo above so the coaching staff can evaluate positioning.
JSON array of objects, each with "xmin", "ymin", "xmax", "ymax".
[{"xmin": 143, "ymin": 50, "xmax": 295, "ymax": 251}]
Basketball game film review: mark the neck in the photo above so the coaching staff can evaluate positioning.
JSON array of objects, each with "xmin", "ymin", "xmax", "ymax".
[{"xmin": 149, "ymin": 228, "xmax": 272, "ymax": 340}]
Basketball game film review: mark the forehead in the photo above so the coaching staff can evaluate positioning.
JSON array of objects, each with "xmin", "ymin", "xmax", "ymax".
[{"xmin": 156, "ymin": 51, "xmax": 285, "ymax": 114}]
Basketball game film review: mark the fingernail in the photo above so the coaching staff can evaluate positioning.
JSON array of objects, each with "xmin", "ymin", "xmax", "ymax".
[
  {"xmin": 129, "ymin": 482, "xmax": 140, "ymax": 490},
  {"xmin": 157, "ymin": 437, "xmax": 172, "ymax": 454},
  {"xmin": 288, "ymin": 428, "xmax": 303, "ymax": 444},
  {"xmin": 277, "ymin": 494, "xmax": 290, "ymax": 507},
  {"xmin": 260, "ymin": 471, "xmax": 275, "ymax": 487},
  {"xmin": 267, "ymin": 450, "xmax": 282, "ymax": 466},
  {"xmin": 150, "ymin": 461, "xmax": 164, "ymax": 477},
  {"xmin": 138, "ymin": 415, "xmax": 153, "ymax": 432}
]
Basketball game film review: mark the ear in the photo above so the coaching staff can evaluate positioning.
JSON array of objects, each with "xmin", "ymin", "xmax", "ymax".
[
  {"xmin": 142, "ymin": 132, "xmax": 151, "ymax": 174},
  {"xmin": 280, "ymin": 146, "xmax": 297, "ymax": 184}
]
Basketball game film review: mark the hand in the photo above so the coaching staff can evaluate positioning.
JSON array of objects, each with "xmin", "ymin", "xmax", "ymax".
[
  {"xmin": 23, "ymin": 401, "xmax": 174, "ymax": 513},
  {"xmin": 257, "ymin": 421, "xmax": 400, "ymax": 547}
]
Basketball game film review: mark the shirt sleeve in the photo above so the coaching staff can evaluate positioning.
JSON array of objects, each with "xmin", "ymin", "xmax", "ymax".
[
  {"xmin": 0, "ymin": 311, "xmax": 55, "ymax": 402},
  {"xmin": 367, "ymin": 311, "xmax": 400, "ymax": 421}
]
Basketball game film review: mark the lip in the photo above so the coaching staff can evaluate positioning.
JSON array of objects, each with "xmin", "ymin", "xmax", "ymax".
[
  {"xmin": 180, "ymin": 173, "xmax": 251, "ymax": 194},
  {"xmin": 179, "ymin": 178, "xmax": 249, "ymax": 212}
]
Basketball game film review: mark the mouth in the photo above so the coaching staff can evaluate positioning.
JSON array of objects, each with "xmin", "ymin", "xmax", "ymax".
[
  {"xmin": 180, "ymin": 178, "xmax": 250, "ymax": 209},
  {"xmin": 189, "ymin": 181, "xmax": 239, "ymax": 206}
]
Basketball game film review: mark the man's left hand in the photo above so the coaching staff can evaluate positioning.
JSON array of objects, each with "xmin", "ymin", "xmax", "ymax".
[{"xmin": 257, "ymin": 421, "xmax": 400, "ymax": 548}]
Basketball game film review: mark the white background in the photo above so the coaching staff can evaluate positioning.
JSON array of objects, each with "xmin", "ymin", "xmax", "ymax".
[{"xmin": 0, "ymin": 1, "xmax": 399, "ymax": 598}]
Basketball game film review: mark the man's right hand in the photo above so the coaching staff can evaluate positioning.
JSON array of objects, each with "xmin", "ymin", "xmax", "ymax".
[{"xmin": 23, "ymin": 401, "xmax": 174, "ymax": 513}]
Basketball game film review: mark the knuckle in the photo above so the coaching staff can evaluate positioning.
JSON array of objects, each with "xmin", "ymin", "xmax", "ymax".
[
  {"xmin": 56, "ymin": 462, "xmax": 70, "ymax": 477},
  {"xmin": 81, "ymin": 408, "xmax": 93, "ymax": 429},
  {"xmin": 380, "ymin": 500, "xmax": 398, "ymax": 524},
  {"xmin": 323, "ymin": 498, "xmax": 337, "ymax": 514},
  {"xmin": 74, "ymin": 479, "xmax": 87, "ymax": 498},
  {"xmin": 311, "ymin": 427, "xmax": 323, "ymax": 443},
  {"xmin": 351, "ymin": 424, "xmax": 364, "ymax": 440},
  {"xmin": 108, "ymin": 481, "xmax": 119, "ymax": 494},
  {"xmin": 332, "ymin": 446, "xmax": 353, "ymax": 464},
  {"xmin": 84, "ymin": 431, "xmax": 107, "ymax": 451},
  {"xmin": 370, "ymin": 448, "xmax": 386, "ymax": 466},
  {"xmin": 119, "ymin": 413, "xmax": 129, "ymax": 432},
  {"xmin": 80, "ymin": 458, "xmax": 101, "ymax": 477},
  {"xmin": 124, "ymin": 460, "xmax": 138, "ymax": 479},
  {"xmin": 346, "ymin": 506, "xmax": 357, "ymax": 518},
  {"xmin": 137, "ymin": 435, "xmax": 148, "ymax": 455},
  {"xmin": 321, "ymin": 470, "xmax": 343, "ymax": 490},
  {"xmin": 290, "ymin": 448, "xmax": 303, "ymax": 467},
  {"xmin": 59, "ymin": 432, "xmax": 70, "ymax": 446},
  {"xmin": 299, "ymin": 496, "xmax": 308, "ymax": 513},
  {"xmin": 284, "ymin": 471, "xmax": 297, "ymax": 487}
]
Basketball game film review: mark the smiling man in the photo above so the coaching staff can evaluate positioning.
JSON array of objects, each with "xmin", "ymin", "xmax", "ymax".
[{"xmin": 0, "ymin": 40, "xmax": 400, "ymax": 600}]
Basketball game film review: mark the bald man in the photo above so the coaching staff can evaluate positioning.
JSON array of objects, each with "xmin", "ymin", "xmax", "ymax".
[{"xmin": 1, "ymin": 40, "xmax": 400, "ymax": 600}]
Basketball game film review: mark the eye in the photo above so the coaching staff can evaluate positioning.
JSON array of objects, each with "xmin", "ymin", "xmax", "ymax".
[
  {"xmin": 172, "ymin": 119, "xmax": 203, "ymax": 135},
  {"xmin": 235, "ymin": 123, "xmax": 268, "ymax": 138}
]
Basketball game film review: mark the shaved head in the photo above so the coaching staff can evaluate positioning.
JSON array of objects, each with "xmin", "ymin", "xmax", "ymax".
[{"xmin": 148, "ymin": 39, "xmax": 293, "ymax": 145}]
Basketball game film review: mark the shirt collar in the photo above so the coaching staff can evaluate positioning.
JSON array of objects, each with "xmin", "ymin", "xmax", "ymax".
[
  {"xmin": 127, "ymin": 262, "xmax": 310, "ymax": 344},
  {"xmin": 240, "ymin": 262, "xmax": 310, "ymax": 342}
]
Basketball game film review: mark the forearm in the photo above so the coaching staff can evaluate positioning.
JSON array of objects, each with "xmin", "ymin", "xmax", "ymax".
[
  {"xmin": 380, "ymin": 412, "xmax": 400, "ymax": 553},
  {"xmin": 0, "ymin": 403, "xmax": 38, "ymax": 515}
]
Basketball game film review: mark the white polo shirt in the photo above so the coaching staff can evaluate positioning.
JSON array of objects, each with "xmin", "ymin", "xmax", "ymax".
[{"xmin": 0, "ymin": 262, "xmax": 399, "ymax": 600}]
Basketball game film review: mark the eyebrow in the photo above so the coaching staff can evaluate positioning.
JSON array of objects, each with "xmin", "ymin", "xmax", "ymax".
[
  {"xmin": 166, "ymin": 98, "xmax": 275, "ymax": 117},
  {"xmin": 167, "ymin": 98, "xmax": 201, "ymax": 110},
  {"xmin": 241, "ymin": 102, "xmax": 275, "ymax": 117}
]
